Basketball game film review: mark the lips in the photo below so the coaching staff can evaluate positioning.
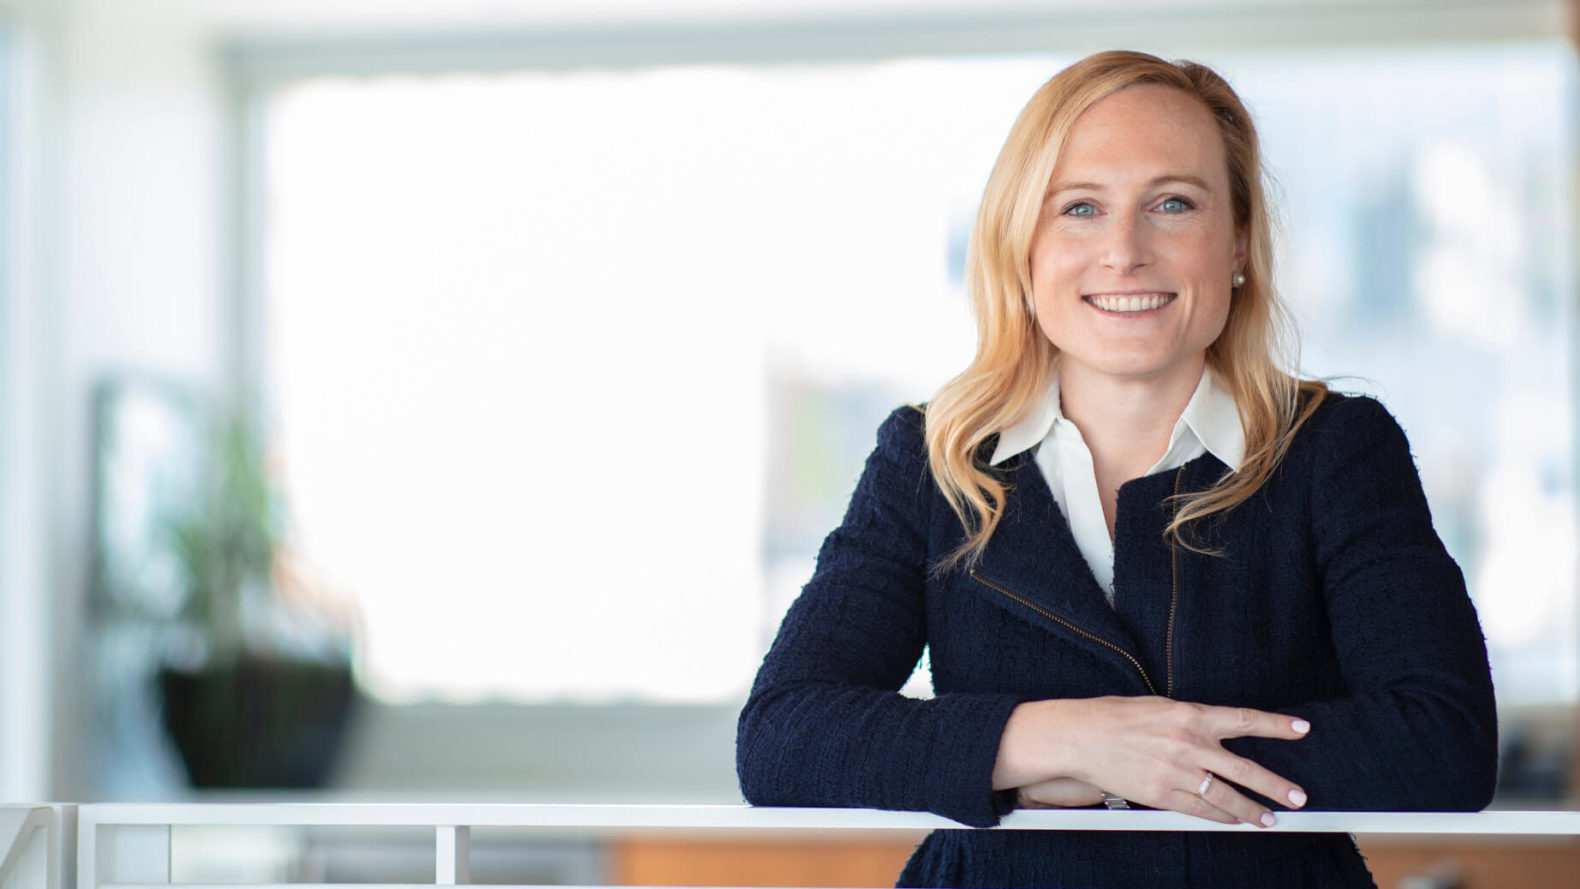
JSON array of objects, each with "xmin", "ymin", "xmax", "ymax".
[{"xmin": 1084, "ymin": 292, "xmax": 1176, "ymax": 313}]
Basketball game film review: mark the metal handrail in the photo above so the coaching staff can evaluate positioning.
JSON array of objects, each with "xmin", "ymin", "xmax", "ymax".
[{"xmin": 70, "ymin": 801, "xmax": 1580, "ymax": 833}]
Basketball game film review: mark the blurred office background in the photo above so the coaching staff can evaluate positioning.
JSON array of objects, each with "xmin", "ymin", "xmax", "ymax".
[{"xmin": 0, "ymin": 0, "xmax": 1577, "ymax": 884}]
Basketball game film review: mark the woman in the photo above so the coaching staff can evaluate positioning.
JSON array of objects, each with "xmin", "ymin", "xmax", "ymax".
[{"xmin": 736, "ymin": 50, "xmax": 1497, "ymax": 888}]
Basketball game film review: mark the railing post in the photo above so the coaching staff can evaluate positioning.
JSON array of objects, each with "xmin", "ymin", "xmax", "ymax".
[
  {"xmin": 0, "ymin": 824, "xmax": 45, "ymax": 889},
  {"xmin": 435, "ymin": 826, "xmax": 469, "ymax": 885},
  {"xmin": 53, "ymin": 806, "xmax": 75, "ymax": 889}
]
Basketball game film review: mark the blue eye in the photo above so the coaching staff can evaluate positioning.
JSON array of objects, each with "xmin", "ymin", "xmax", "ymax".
[
  {"xmin": 1158, "ymin": 197, "xmax": 1193, "ymax": 213},
  {"xmin": 1063, "ymin": 202, "xmax": 1097, "ymax": 217}
]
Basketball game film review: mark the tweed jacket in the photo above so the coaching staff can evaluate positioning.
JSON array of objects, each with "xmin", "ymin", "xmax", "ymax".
[{"xmin": 736, "ymin": 393, "xmax": 1497, "ymax": 888}]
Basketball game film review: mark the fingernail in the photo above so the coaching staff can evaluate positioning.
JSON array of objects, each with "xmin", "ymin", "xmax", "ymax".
[
  {"xmin": 1288, "ymin": 789, "xmax": 1307, "ymax": 807},
  {"xmin": 1260, "ymin": 813, "xmax": 1276, "ymax": 828},
  {"xmin": 1292, "ymin": 719, "xmax": 1311, "ymax": 734}
]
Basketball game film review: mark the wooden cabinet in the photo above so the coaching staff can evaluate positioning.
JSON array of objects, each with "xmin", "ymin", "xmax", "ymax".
[
  {"xmin": 1358, "ymin": 837, "xmax": 1580, "ymax": 889},
  {"xmin": 611, "ymin": 836, "xmax": 1580, "ymax": 888},
  {"xmin": 612, "ymin": 838, "xmax": 917, "ymax": 888}
]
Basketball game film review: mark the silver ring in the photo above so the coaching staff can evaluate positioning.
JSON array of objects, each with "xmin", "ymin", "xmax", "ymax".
[{"xmin": 1197, "ymin": 773, "xmax": 1215, "ymax": 797}]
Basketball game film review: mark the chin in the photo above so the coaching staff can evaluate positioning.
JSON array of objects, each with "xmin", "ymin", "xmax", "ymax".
[{"xmin": 1066, "ymin": 355, "xmax": 1194, "ymax": 383}]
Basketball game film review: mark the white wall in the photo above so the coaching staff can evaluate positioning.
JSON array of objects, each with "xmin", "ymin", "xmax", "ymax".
[{"xmin": 0, "ymin": 0, "xmax": 59, "ymax": 803}]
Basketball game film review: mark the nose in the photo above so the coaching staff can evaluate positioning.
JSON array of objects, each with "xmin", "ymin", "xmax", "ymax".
[{"xmin": 1100, "ymin": 213, "xmax": 1150, "ymax": 275}]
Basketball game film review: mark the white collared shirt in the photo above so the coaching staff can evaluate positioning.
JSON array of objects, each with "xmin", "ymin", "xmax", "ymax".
[{"xmin": 988, "ymin": 368, "xmax": 1245, "ymax": 604}]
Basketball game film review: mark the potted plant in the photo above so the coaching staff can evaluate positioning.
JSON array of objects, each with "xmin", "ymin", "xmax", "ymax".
[{"xmin": 157, "ymin": 409, "xmax": 358, "ymax": 788}]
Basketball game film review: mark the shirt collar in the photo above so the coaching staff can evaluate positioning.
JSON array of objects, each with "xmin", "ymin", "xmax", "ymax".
[{"xmin": 989, "ymin": 367, "xmax": 1245, "ymax": 472}]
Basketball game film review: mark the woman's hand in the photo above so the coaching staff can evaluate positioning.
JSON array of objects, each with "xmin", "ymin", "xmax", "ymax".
[
  {"xmin": 1016, "ymin": 776, "xmax": 1105, "ymax": 809},
  {"xmin": 993, "ymin": 696, "xmax": 1311, "ymax": 827}
]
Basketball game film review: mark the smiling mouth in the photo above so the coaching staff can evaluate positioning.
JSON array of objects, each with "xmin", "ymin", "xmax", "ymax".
[{"xmin": 1084, "ymin": 293, "xmax": 1176, "ymax": 314}]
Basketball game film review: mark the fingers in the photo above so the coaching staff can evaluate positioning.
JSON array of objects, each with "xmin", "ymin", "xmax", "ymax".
[
  {"xmin": 1192, "ymin": 772, "xmax": 1277, "ymax": 827},
  {"xmin": 1017, "ymin": 777, "xmax": 1105, "ymax": 809},
  {"xmin": 1052, "ymin": 696, "xmax": 1312, "ymax": 828},
  {"xmin": 1171, "ymin": 788, "xmax": 1240, "ymax": 825},
  {"xmin": 1149, "ymin": 765, "xmax": 1279, "ymax": 828},
  {"xmin": 1205, "ymin": 704, "xmax": 1312, "ymax": 742},
  {"xmin": 1202, "ymin": 748, "xmax": 1308, "ymax": 812}
]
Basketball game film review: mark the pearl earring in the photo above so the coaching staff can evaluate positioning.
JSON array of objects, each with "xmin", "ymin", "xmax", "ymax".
[{"xmin": 1232, "ymin": 271, "xmax": 1246, "ymax": 288}]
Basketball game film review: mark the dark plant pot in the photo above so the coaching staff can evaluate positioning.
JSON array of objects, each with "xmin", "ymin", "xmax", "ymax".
[{"xmin": 158, "ymin": 657, "xmax": 357, "ymax": 788}]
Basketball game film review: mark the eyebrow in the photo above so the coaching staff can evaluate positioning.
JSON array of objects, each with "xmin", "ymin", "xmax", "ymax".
[{"xmin": 1046, "ymin": 174, "xmax": 1212, "ymax": 197}]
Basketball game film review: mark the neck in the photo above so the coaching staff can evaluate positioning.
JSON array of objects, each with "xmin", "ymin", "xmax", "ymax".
[{"xmin": 1058, "ymin": 359, "xmax": 1205, "ymax": 475}]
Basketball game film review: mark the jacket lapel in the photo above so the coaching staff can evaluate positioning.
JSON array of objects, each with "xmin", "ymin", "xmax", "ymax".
[{"xmin": 968, "ymin": 451, "xmax": 1144, "ymax": 663}]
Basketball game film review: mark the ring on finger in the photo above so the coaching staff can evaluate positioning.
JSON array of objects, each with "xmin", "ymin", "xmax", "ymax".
[{"xmin": 1196, "ymin": 773, "xmax": 1216, "ymax": 798}]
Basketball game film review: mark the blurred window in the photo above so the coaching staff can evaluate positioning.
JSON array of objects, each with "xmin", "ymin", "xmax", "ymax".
[
  {"xmin": 0, "ymin": 22, "xmax": 9, "ymax": 379},
  {"xmin": 263, "ymin": 43, "xmax": 1576, "ymax": 707}
]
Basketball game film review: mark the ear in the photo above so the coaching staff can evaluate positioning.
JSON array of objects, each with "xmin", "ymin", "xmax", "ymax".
[{"xmin": 1233, "ymin": 226, "xmax": 1249, "ymax": 273}]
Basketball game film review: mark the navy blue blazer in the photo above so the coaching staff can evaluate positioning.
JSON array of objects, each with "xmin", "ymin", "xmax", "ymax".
[{"xmin": 737, "ymin": 393, "xmax": 1497, "ymax": 888}]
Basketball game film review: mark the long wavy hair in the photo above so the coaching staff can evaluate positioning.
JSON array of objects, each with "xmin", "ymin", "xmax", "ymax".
[{"xmin": 926, "ymin": 50, "xmax": 1327, "ymax": 573}]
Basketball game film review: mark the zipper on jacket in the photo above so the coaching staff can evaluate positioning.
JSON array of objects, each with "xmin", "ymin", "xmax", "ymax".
[
  {"xmin": 970, "ymin": 570, "xmax": 1159, "ymax": 696},
  {"xmin": 1165, "ymin": 465, "xmax": 1184, "ymax": 699},
  {"xmin": 972, "ymin": 464, "xmax": 1189, "ymax": 700}
]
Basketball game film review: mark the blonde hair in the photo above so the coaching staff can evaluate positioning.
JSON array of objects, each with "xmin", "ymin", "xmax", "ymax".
[{"xmin": 926, "ymin": 50, "xmax": 1326, "ymax": 572}]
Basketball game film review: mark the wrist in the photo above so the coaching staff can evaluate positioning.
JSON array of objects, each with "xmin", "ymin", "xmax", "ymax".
[
  {"xmin": 992, "ymin": 699, "xmax": 1080, "ymax": 790},
  {"xmin": 1036, "ymin": 697, "xmax": 1086, "ymax": 781}
]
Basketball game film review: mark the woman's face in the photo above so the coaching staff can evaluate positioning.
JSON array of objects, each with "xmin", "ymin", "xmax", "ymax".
[{"xmin": 1029, "ymin": 84, "xmax": 1246, "ymax": 391}]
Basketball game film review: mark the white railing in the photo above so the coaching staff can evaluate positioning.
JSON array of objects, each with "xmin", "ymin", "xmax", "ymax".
[
  {"xmin": 0, "ymin": 806, "xmax": 69, "ymax": 889},
  {"xmin": 3, "ymin": 803, "xmax": 1578, "ymax": 889}
]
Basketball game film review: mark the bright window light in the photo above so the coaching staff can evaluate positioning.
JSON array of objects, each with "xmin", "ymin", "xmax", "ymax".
[
  {"xmin": 263, "ymin": 45, "xmax": 1576, "ymax": 706},
  {"xmin": 264, "ymin": 59, "xmax": 1046, "ymax": 703}
]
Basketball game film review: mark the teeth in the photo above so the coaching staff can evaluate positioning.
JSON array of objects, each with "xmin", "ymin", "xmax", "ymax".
[{"xmin": 1089, "ymin": 293, "xmax": 1173, "ymax": 313}]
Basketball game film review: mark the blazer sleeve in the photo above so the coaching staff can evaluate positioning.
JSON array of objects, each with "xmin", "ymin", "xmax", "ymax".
[
  {"xmin": 736, "ymin": 406, "xmax": 1027, "ymax": 828},
  {"xmin": 1225, "ymin": 395, "xmax": 1499, "ymax": 811}
]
